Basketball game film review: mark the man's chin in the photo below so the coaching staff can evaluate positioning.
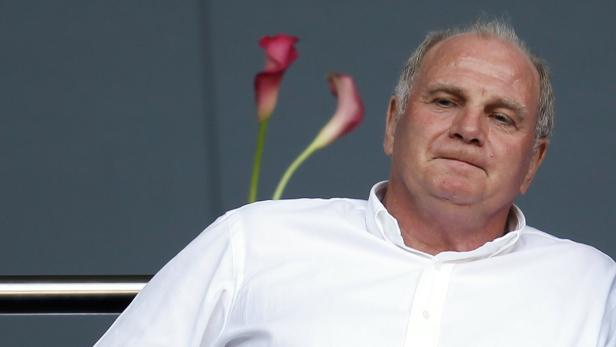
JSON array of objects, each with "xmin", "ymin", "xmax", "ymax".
[{"xmin": 427, "ymin": 181, "xmax": 484, "ymax": 206}]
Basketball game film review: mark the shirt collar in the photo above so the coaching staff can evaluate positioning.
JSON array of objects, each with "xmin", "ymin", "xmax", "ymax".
[{"xmin": 365, "ymin": 181, "xmax": 526, "ymax": 261}]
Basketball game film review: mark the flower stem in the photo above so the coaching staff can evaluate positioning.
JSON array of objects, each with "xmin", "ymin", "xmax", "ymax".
[
  {"xmin": 248, "ymin": 119, "xmax": 269, "ymax": 202},
  {"xmin": 272, "ymin": 141, "xmax": 319, "ymax": 200}
]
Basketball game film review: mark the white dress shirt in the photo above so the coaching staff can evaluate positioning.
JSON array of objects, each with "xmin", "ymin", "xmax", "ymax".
[{"xmin": 95, "ymin": 182, "xmax": 616, "ymax": 347}]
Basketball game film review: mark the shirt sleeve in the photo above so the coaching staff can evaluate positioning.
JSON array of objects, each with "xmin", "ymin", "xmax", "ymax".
[
  {"xmin": 599, "ymin": 266, "xmax": 616, "ymax": 347},
  {"xmin": 601, "ymin": 307, "xmax": 616, "ymax": 347},
  {"xmin": 93, "ymin": 211, "xmax": 245, "ymax": 347}
]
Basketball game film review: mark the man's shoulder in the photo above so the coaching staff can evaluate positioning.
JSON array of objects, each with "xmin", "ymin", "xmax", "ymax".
[
  {"xmin": 200, "ymin": 197, "xmax": 375, "ymax": 261},
  {"xmin": 207, "ymin": 197, "xmax": 369, "ymax": 240},
  {"xmin": 520, "ymin": 226, "xmax": 616, "ymax": 271},
  {"xmin": 228, "ymin": 197, "xmax": 367, "ymax": 223}
]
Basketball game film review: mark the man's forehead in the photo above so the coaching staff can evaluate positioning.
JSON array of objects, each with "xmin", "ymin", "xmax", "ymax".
[
  {"xmin": 422, "ymin": 33, "xmax": 536, "ymax": 75},
  {"xmin": 414, "ymin": 33, "xmax": 540, "ymax": 108}
]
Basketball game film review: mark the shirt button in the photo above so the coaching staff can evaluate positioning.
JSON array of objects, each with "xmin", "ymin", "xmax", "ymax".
[{"xmin": 422, "ymin": 310, "xmax": 430, "ymax": 319}]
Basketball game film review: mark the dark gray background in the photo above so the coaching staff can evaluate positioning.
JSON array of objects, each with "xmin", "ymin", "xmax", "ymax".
[{"xmin": 1, "ymin": 0, "xmax": 614, "ymax": 345}]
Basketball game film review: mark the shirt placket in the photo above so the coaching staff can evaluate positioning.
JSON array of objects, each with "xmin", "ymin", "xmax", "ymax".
[{"xmin": 404, "ymin": 261, "xmax": 454, "ymax": 347}]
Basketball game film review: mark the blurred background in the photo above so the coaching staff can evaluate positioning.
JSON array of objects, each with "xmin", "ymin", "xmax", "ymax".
[{"xmin": 1, "ymin": 0, "xmax": 615, "ymax": 345}]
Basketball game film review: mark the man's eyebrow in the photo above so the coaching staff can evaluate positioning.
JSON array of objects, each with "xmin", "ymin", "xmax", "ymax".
[{"xmin": 424, "ymin": 83, "xmax": 466, "ymax": 98}]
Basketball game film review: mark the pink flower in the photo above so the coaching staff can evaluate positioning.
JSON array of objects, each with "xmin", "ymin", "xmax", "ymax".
[
  {"xmin": 271, "ymin": 72, "xmax": 364, "ymax": 200},
  {"xmin": 254, "ymin": 34, "xmax": 299, "ymax": 122},
  {"xmin": 312, "ymin": 73, "xmax": 364, "ymax": 148}
]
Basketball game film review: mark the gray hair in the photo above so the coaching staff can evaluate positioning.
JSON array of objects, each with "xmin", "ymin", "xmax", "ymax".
[{"xmin": 394, "ymin": 19, "xmax": 554, "ymax": 140}]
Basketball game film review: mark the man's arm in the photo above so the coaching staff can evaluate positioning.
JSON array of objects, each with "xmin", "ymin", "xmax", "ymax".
[
  {"xmin": 600, "ymin": 277, "xmax": 616, "ymax": 347},
  {"xmin": 94, "ymin": 211, "xmax": 245, "ymax": 347}
]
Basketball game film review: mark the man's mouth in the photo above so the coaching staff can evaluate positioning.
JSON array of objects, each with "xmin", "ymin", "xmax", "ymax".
[{"xmin": 437, "ymin": 156, "xmax": 486, "ymax": 173}]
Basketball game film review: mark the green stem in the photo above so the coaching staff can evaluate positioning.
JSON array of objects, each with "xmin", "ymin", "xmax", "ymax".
[
  {"xmin": 248, "ymin": 120, "xmax": 269, "ymax": 202},
  {"xmin": 272, "ymin": 141, "xmax": 319, "ymax": 200}
]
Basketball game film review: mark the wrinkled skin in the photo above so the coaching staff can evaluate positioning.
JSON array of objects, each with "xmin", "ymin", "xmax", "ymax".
[{"xmin": 383, "ymin": 34, "xmax": 548, "ymax": 253}]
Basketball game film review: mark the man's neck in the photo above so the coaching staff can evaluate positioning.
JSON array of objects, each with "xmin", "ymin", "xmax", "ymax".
[{"xmin": 382, "ymin": 183, "xmax": 512, "ymax": 255}]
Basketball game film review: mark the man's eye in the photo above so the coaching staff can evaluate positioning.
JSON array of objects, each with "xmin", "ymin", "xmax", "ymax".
[
  {"xmin": 434, "ymin": 98, "xmax": 456, "ymax": 108},
  {"xmin": 491, "ymin": 113, "xmax": 514, "ymax": 126}
]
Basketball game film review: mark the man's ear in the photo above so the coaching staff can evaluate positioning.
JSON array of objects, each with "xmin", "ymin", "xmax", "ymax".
[
  {"xmin": 520, "ymin": 138, "xmax": 549, "ymax": 194},
  {"xmin": 383, "ymin": 96, "xmax": 399, "ymax": 156}
]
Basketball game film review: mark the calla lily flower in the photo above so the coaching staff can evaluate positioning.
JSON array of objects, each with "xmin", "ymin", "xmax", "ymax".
[
  {"xmin": 312, "ymin": 73, "xmax": 364, "ymax": 149},
  {"xmin": 254, "ymin": 34, "xmax": 299, "ymax": 122},
  {"xmin": 272, "ymin": 72, "xmax": 364, "ymax": 200},
  {"xmin": 249, "ymin": 34, "xmax": 299, "ymax": 203}
]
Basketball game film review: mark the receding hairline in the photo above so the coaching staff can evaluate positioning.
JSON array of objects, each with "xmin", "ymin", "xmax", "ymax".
[{"xmin": 424, "ymin": 31, "xmax": 539, "ymax": 66}]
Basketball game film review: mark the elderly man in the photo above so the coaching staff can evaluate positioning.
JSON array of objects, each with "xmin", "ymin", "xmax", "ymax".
[{"xmin": 95, "ymin": 20, "xmax": 615, "ymax": 346}]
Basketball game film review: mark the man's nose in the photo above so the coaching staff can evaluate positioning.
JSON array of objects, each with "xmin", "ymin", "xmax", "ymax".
[{"xmin": 448, "ymin": 108, "xmax": 486, "ymax": 146}]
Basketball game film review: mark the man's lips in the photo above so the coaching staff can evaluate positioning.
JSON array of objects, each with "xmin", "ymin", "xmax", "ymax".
[{"xmin": 435, "ymin": 156, "xmax": 486, "ymax": 173}]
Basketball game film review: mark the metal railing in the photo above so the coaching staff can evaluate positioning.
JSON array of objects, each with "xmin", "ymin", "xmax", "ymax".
[{"xmin": 0, "ymin": 275, "xmax": 151, "ymax": 315}]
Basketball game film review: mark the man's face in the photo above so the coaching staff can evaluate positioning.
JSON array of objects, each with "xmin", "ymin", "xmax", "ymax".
[{"xmin": 384, "ymin": 34, "xmax": 548, "ymax": 212}]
